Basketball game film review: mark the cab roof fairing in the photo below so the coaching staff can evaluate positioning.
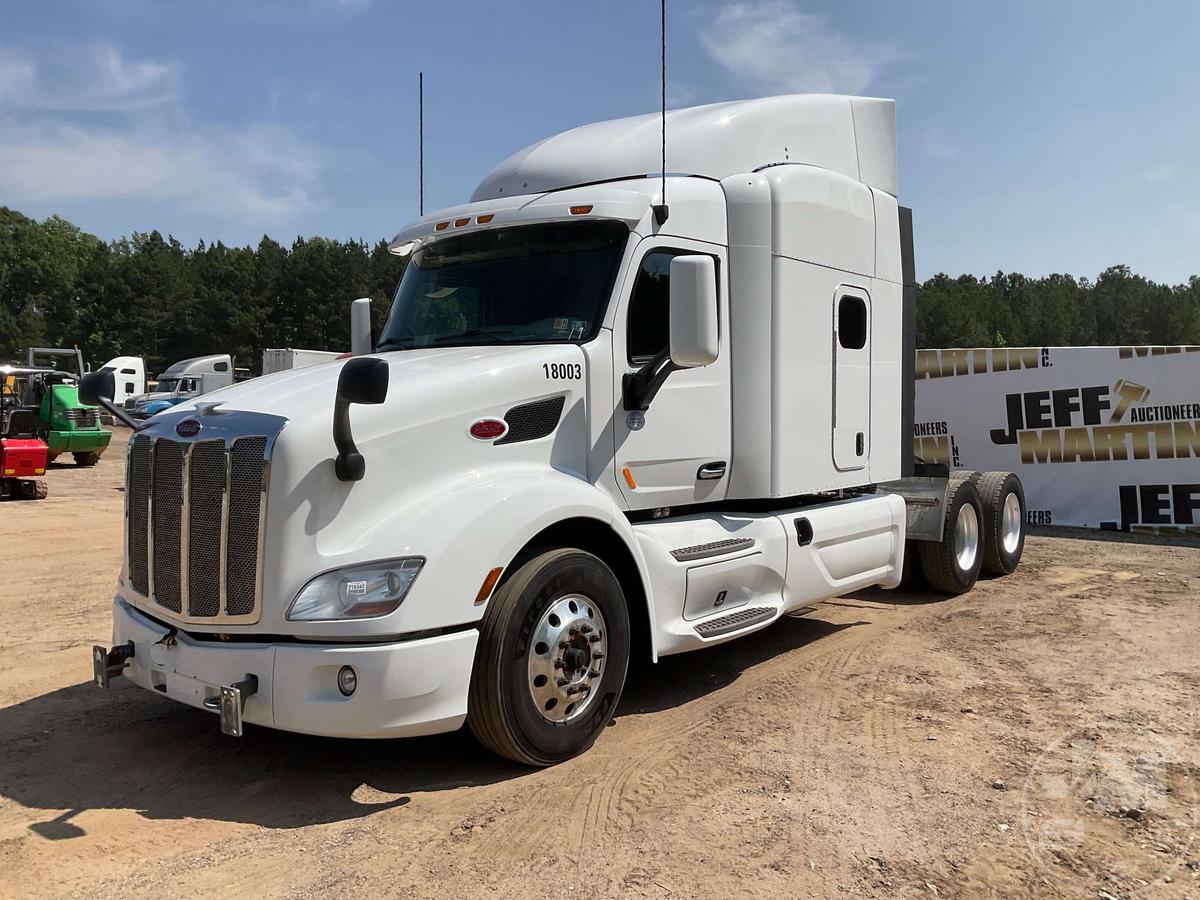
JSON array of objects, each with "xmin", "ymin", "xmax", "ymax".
[{"xmin": 470, "ymin": 94, "xmax": 898, "ymax": 204}]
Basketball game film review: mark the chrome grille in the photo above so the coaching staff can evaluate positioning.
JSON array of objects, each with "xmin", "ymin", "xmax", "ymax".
[
  {"xmin": 127, "ymin": 438, "xmax": 151, "ymax": 595},
  {"xmin": 187, "ymin": 441, "xmax": 226, "ymax": 617},
  {"xmin": 226, "ymin": 437, "xmax": 267, "ymax": 616},
  {"xmin": 123, "ymin": 414, "xmax": 279, "ymax": 625},
  {"xmin": 151, "ymin": 440, "xmax": 185, "ymax": 613}
]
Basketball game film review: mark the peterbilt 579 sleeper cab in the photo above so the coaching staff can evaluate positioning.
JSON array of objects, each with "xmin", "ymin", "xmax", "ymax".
[{"xmin": 87, "ymin": 94, "xmax": 1025, "ymax": 766}]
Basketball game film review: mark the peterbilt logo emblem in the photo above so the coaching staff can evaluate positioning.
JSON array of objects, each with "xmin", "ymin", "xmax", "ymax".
[{"xmin": 176, "ymin": 419, "xmax": 202, "ymax": 437}]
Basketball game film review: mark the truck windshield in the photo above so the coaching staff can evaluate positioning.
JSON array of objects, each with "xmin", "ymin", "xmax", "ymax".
[
  {"xmin": 377, "ymin": 220, "xmax": 628, "ymax": 350},
  {"xmin": 156, "ymin": 378, "xmax": 180, "ymax": 393}
]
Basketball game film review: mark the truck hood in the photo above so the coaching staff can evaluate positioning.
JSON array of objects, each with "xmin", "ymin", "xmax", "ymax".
[
  {"xmin": 143, "ymin": 343, "xmax": 592, "ymax": 637},
  {"xmin": 179, "ymin": 345, "xmax": 574, "ymax": 420}
]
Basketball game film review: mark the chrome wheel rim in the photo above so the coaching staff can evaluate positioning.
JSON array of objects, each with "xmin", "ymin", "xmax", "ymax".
[
  {"xmin": 527, "ymin": 594, "xmax": 607, "ymax": 723},
  {"xmin": 955, "ymin": 502, "xmax": 980, "ymax": 573},
  {"xmin": 1001, "ymin": 491, "xmax": 1022, "ymax": 555}
]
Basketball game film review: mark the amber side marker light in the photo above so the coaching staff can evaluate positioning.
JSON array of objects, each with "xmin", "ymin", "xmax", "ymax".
[
  {"xmin": 622, "ymin": 467, "xmax": 638, "ymax": 489},
  {"xmin": 454, "ymin": 217, "xmax": 470, "ymax": 227},
  {"xmin": 476, "ymin": 214, "xmax": 495, "ymax": 224},
  {"xmin": 569, "ymin": 205, "xmax": 593, "ymax": 215},
  {"xmin": 475, "ymin": 567, "xmax": 504, "ymax": 604},
  {"xmin": 434, "ymin": 221, "xmax": 449, "ymax": 231}
]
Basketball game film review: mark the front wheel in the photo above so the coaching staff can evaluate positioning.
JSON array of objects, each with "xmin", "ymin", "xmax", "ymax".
[
  {"xmin": 73, "ymin": 451, "xmax": 101, "ymax": 466},
  {"xmin": 468, "ymin": 548, "xmax": 630, "ymax": 766}
]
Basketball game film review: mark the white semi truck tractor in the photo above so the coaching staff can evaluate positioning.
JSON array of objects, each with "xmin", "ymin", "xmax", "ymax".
[{"xmin": 85, "ymin": 95, "xmax": 1025, "ymax": 766}]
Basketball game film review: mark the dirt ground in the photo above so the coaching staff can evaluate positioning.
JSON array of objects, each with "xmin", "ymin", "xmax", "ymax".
[{"xmin": 1, "ymin": 429, "xmax": 1198, "ymax": 899}]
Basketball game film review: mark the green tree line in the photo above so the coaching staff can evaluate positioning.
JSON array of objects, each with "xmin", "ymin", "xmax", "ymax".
[
  {"xmin": 3, "ymin": 206, "xmax": 1198, "ymax": 375},
  {"xmin": 1, "ymin": 207, "xmax": 404, "ymax": 375}
]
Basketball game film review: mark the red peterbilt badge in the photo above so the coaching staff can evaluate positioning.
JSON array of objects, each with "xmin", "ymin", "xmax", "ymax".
[{"xmin": 469, "ymin": 419, "xmax": 508, "ymax": 441}]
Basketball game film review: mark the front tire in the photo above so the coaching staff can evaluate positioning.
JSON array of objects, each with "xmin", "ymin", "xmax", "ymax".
[
  {"xmin": 73, "ymin": 451, "xmax": 100, "ymax": 466},
  {"xmin": 468, "ymin": 548, "xmax": 630, "ymax": 766},
  {"xmin": 917, "ymin": 477, "xmax": 984, "ymax": 595}
]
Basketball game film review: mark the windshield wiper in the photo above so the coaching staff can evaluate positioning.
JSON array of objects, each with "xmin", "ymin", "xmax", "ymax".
[
  {"xmin": 432, "ymin": 328, "xmax": 510, "ymax": 345},
  {"xmin": 375, "ymin": 335, "xmax": 412, "ymax": 351}
]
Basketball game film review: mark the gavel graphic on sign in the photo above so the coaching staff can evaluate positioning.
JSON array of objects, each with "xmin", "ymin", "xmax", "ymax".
[{"xmin": 1110, "ymin": 379, "xmax": 1151, "ymax": 423}]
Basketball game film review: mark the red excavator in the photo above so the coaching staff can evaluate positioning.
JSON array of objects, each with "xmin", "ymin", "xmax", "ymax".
[{"xmin": 1, "ymin": 366, "xmax": 49, "ymax": 501}]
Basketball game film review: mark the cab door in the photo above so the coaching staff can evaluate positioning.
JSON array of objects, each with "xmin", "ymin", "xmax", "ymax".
[
  {"xmin": 612, "ymin": 239, "xmax": 731, "ymax": 509},
  {"xmin": 833, "ymin": 285, "xmax": 871, "ymax": 470}
]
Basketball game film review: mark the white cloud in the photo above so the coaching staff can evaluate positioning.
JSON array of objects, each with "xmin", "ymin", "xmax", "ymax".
[
  {"xmin": 924, "ymin": 127, "xmax": 959, "ymax": 161},
  {"xmin": 311, "ymin": 0, "xmax": 370, "ymax": 10},
  {"xmin": 1143, "ymin": 164, "xmax": 1178, "ymax": 185},
  {"xmin": 0, "ymin": 121, "xmax": 321, "ymax": 221},
  {"xmin": 0, "ymin": 44, "xmax": 324, "ymax": 224},
  {"xmin": 0, "ymin": 44, "xmax": 180, "ymax": 111},
  {"xmin": 698, "ymin": 1, "xmax": 900, "ymax": 96}
]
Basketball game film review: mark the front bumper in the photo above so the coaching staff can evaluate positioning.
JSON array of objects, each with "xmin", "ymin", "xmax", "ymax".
[
  {"xmin": 48, "ymin": 430, "xmax": 111, "ymax": 454},
  {"xmin": 106, "ymin": 596, "xmax": 478, "ymax": 738}
]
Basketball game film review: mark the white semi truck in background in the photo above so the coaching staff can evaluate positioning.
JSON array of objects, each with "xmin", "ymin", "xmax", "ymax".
[{"xmin": 86, "ymin": 94, "xmax": 1026, "ymax": 766}]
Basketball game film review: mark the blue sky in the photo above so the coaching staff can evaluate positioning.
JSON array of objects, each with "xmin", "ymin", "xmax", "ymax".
[{"xmin": 2, "ymin": 0, "xmax": 1198, "ymax": 282}]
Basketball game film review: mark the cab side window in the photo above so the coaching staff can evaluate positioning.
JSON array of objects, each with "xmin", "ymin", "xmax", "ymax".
[{"xmin": 626, "ymin": 249, "xmax": 689, "ymax": 365}]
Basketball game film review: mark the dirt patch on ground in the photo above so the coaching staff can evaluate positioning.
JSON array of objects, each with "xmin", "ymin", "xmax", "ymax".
[{"xmin": 2, "ymin": 429, "xmax": 1198, "ymax": 898}]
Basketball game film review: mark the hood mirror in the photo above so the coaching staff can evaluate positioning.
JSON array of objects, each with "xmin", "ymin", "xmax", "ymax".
[{"xmin": 333, "ymin": 357, "xmax": 389, "ymax": 481}]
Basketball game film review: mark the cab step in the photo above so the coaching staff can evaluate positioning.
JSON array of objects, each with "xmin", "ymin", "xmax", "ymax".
[
  {"xmin": 693, "ymin": 605, "xmax": 776, "ymax": 638},
  {"xmin": 670, "ymin": 537, "xmax": 756, "ymax": 562}
]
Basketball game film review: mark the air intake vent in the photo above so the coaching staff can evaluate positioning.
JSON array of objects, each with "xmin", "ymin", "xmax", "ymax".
[{"xmin": 497, "ymin": 395, "xmax": 566, "ymax": 445}]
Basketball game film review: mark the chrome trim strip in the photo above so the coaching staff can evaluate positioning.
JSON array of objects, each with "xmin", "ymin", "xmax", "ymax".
[
  {"xmin": 252, "ymin": 437, "xmax": 271, "ymax": 619},
  {"xmin": 146, "ymin": 438, "xmax": 156, "ymax": 604},
  {"xmin": 218, "ymin": 444, "xmax": 230, "ymax": 616},
  {"xmin": 179, "ymin": 441, "xmax": 191, "ymax": 615}
]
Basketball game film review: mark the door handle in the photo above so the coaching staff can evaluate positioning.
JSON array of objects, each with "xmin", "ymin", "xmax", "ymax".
[{"xmin": 697, "ymin": 461, "xmax": 727, "ymax": 480}]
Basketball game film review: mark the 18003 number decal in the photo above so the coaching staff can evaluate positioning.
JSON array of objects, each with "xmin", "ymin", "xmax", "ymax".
[{"xmin": 543, "ymin": 363, "xmax": 582, "ymax": 380}]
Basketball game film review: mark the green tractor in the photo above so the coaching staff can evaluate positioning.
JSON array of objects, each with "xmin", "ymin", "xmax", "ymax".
[{"xmin": 20, "ymin": 348, "xmax": 113, "ymax": 466}]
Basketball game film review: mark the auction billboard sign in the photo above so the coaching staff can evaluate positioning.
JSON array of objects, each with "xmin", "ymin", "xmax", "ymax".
[{"xmin": 914, "ymin": 346, "xmax": 1200, "ymax": 532}]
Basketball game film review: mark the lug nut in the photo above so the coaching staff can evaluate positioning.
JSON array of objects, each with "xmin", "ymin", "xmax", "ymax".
[
  {"xmin": 556, "ymin": 677, "xmax": 570, "ymax": 687},
  {"xmin": 568, "ymin": 625, "xmax": 580, "ymax": 636},
  {"xmin": 579, "ymin": 624, "xmax": 593, "ymax": 634},
  {"xmin": 553, "ymin": 659, "xmax": 565, "ymax": 669},
  {"xmin": 588, "ymin": 634, "xmax": 601, "ymax": 643},
  {"xmin": 588, "ymin": 668, "xmax": 601, "ymax": 678},
  {"xmin": 591, "ymin": 652, "xmax": 604, "ymax": 660}
]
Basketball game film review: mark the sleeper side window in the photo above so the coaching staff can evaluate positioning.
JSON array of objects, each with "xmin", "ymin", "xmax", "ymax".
[{"xmin": 838, "ymin": 295, "xmax": 868, "ymax": 350}]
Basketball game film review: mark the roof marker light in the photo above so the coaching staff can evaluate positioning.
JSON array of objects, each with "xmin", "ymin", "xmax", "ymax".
[
  {"xmin": 434, "ymin": 221, "xmax": 449, "ymax": 231},
  {"xmin": 454, "ymin": 217, "xmax": 470, "ymax": 227},
  {"xmin": 569, "ymin": 205, "xmax": 593, "ymax": 215},
  {"xmin": 476, "ymin": 214, "xmax": 495, "ymax": 224}
]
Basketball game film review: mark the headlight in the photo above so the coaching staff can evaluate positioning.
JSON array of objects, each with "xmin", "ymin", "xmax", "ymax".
[{"xmin": 286, "ymin": 557, "xmax": 424, "ymax": 621}]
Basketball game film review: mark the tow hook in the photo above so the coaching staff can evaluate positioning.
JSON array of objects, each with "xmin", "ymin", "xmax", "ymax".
[
  {"xmin": 211, "ymin": 674, "xmax": 259, "ymax": 738},
  {"xmin": 92, "ymin": 642, "xmax": 134, "ymax": 688}
]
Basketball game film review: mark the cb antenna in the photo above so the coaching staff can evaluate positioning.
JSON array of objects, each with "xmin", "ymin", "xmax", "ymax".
[
  {"xmin": 418, "ymin": 72, "xmax": 424, "ymax": 216},
  {"xmin": 652, "ymin": 0, "xmax": 669, "ymax": 226}
]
